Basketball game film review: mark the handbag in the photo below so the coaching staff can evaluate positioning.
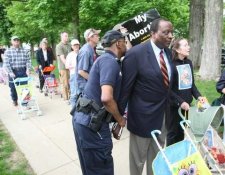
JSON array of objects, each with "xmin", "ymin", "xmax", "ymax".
[{"xmin": 211, "ymin": 94, "xmax": 225, "ymax": 106}]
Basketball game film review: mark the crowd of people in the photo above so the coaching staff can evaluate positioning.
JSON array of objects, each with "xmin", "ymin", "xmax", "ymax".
[{"xmin": 1, "ymin": 17, "xmax": 224, "ymax": 175}]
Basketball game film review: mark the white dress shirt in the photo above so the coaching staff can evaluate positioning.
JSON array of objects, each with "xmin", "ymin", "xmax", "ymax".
[{"xmin": 150, "ymin": 40, "xmax": 171, "ymax": 80}]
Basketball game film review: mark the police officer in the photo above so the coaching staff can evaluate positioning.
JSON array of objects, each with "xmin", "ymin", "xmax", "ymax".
[{"xmin": 72, "ymin": 30, "xmax": 127, "ymax": 175}]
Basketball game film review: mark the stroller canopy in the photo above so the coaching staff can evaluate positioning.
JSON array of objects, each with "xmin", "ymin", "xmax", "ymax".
[{"xmin": 180, "ymin": 106, "xmax": 224, "ymax": 142}]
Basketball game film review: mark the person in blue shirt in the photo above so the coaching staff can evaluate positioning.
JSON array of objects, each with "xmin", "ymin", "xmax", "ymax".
[
  {"xmin": 72, "ymin": 30, "xmax": 127, "ymax": 175},
  {"xmin": 75, "ymin": 28, "xmax": 101, "ymax": 96}
]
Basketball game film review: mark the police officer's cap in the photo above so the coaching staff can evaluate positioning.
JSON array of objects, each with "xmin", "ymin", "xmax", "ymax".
[{"xmin": 101, "ymin": 30, "xmax": 128, "ymax": 48}]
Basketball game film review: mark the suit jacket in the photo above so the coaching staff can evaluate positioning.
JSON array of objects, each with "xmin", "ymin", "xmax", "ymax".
[
  {"xmin": 216, "ymin": 70, "xmax": 225, "ymax": 93},
  {"xmin": 36, "ymin": 48, "xmax": 53, "ymax": 69},
  {"xmin": 118, "ymin": 41, "xmax": 174, "ymax": 138}
]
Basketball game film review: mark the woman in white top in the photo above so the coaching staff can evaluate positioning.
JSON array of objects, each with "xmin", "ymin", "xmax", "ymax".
[{"xmin": 65, "ymin": 39, "xmax": 80, "ymax": 106}]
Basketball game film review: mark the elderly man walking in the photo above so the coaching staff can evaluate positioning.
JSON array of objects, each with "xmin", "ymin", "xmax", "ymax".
[
  {"xmin": 4, "ymin": 36, "xmax": 31, "ymax": 106},
  {"xmin": 75, "ymin": 28, "xmax": 101, "ymax": 96}
]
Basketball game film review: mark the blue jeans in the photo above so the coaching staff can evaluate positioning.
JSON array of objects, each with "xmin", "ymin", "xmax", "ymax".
[
  {"xmin": 8, "ymin": 69, "xmax": 27, "ymax": 102},
  {"xmin": 72, "ymin": 119, "xmax": 114, "ymax": 175},
  {"xmin": 69, "ymin": 74, "xmax": 77, "ymax": 107}
]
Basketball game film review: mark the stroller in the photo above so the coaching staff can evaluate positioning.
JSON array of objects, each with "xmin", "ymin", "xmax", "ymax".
[
  {"xmin": 41, "ymin": 66, "xmax": 58, "ymax": 98},
  {"xmin": 179, "ymin": 106, "xmax": 225, "ymax": 174},
  {"xmin": 13, "ymin": 77, "xmax": 42, "ymax": 120},
  {"xmin": 0, "ymin": 67, "xmax": 8, "ymax": 84},
  {"xmin": 152, "ymin": 105, "xmax": 225, "ymax": 175},
  {"xmin": 151, "ymin": 121, "xmax": 212, "ymax": 175}
]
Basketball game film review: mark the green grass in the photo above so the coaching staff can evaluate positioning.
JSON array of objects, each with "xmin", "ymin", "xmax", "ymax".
[
  {"xmin": 194, "ymin": 75, "xmax": 224, "ymax": 134},
  {"xmin": 0, "ymin": 121, "xmax": 35, "ymax": 175},
  {"xmin": 195, "ymin": 78, "xmax": 219, "ymax": 104},
  {"xmin": 190, "ymin": 70, "xmax": 219, "ymax": 105}
]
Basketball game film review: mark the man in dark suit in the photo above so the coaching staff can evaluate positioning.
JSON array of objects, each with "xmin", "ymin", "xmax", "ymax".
[{"xmin": 118, "ymin": 18, "xmax": 185, "ymax": 175}]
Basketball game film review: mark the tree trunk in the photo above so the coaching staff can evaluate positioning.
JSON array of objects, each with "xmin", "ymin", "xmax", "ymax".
[
  {"xmin": 72, "ymin": 0, "xmax": 80, "ymax": 40},
  {"xmin": 50, "ymin": 34, "xmax": 56, "ymax": 61},
  {"xmin": 72, "ymin": 14, "xmax": 79, "ymax": 40},
  {"xmin": 188, "ymin": 0, "xmax": 205, "ymax": 69},
  {"xmin": 199, "ymin": 0, "xmax": 223, "ymax": 80},
  {"xmin": 30, "ymin": 43, "xmax": 34, "ymax": 59}
]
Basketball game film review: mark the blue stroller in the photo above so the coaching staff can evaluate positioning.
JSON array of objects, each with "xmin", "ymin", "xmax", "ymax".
[
  {"xmin": 151, "ymin": 121, "xmax": 212, "ymax": 175},
  {"xmin": 152, "ymin": 106, "xmax": 225, "ymax": 175}
]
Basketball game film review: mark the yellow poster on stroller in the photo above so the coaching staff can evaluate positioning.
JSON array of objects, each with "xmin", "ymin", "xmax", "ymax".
[
  {"xmin": 16, "ymin": 84, "xmax": 32, "ymax": 103},
  {"xmin": 171, "ymin": 152, "xmax": 211, "ymax": 175}
]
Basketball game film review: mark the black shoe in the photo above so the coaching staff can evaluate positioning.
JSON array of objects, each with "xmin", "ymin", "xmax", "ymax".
[
  {"xmin": 39, "ymin": 89, "xmax": 43, "ymax": 93},
  {"xmin": 13, "ymin": 101, "xmax": 18, "ymax": 106}
]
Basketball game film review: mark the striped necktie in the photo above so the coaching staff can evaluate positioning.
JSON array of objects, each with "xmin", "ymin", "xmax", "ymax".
[{"xmin": 160, "ymin": 50, "xmax": 169, "ymax": 88}]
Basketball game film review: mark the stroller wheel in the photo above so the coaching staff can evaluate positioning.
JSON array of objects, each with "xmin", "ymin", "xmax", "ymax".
[
  {"xmin": 20, "ymin": 114, "xmax": 26, "ymax": 120},
  {"xmin": 17, "ymin": 109, "xmax": 22, "ymax": 114},
  {"xmin": 37, "ymin": 110, "xmax": 42, "ymax": 116}
]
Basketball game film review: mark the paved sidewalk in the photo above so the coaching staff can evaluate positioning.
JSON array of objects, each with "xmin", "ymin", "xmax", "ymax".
[{"xmin": 0, "ymin": 81, "xmax": 148, "ymax": 175}]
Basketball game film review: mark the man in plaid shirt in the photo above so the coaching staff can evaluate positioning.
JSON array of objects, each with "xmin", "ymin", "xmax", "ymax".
[{"xmin": 4, "ymin": 36, "xmax": 31, "ymax": 106}]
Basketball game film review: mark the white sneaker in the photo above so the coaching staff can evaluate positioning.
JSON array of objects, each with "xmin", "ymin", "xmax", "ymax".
[{"xmin": 64, "ymin": 100, "xmax": 70, "ymax": 105}]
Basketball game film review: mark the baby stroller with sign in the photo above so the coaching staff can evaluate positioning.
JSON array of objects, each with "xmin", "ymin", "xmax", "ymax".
[
  {"xmin": 151, "ymin": 120, "xmax": 212, "ymax": 175},
  {"xmin": 41, "ymin": 66, "xmax": 58, "ymax": 98},
  {"xmin": 178, "ymin": 105, "xmax": 225, "ymax": 174},
  {"xmin": 0, "ymin": 67, "xmax": 8, "ymax": 84},
  {"xmin": 151, "ymin": 104, "xmax": 225, "ymax": 175},
  {"xmin": 13, "ymin": 77, "xmax": 42, "ymax": 120}
]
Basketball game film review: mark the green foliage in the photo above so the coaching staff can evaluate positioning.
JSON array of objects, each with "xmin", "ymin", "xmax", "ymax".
[
  {"xmin": 5, "ymin": 0, "xmax": 78, "ymax": 45},
  {"xmin": 79, "ymin": 0, "xmax": 189, "ymax": 40},
  {"xmin": 149, "ymin": 0, "xmax": 190, "ymax": 37},
  {"xmin": 1, "ymin": 0, "xmax": 190, "ymax": 45},
  {"xmin": 195, "ymin": 77, "xmax": 218, "ymax": 104},
  {"xmin": 6, "ymin": 1, "xmax": 42, "ymax": 43},
  {"xmin": 0, "ymin": 4, "xmax": 13, "ymax": 45}
]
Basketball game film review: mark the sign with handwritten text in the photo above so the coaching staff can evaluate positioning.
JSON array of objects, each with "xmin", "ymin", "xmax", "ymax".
[{"xmin": 121, "ymin": 9, "xmax": 160, "ymax": 46}]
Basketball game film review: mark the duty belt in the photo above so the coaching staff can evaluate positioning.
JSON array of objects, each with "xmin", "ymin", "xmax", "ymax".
[{"xmin": 76, "ymin": 96, "xmax": 101, "ymax": 114}]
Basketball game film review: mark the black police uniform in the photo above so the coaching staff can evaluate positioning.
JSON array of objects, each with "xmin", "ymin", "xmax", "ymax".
[{"xmin": 72, "ymin": 50, "xmax": 122, "ymax": 175}]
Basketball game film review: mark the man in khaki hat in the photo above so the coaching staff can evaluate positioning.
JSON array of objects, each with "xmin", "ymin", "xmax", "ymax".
[{"xmin": 75, "ymin": 28, "xmax": 101, "ymax": 96}]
